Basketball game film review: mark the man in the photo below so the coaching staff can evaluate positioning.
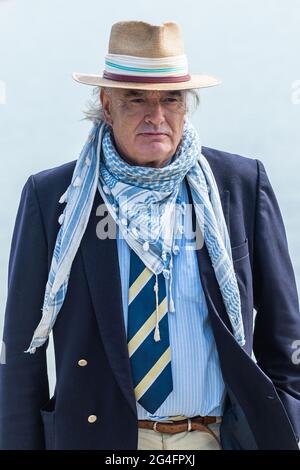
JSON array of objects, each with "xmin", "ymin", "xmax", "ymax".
[{"xmin": 0, "ymin": 20, "xmax": 300, "ymax": 450}]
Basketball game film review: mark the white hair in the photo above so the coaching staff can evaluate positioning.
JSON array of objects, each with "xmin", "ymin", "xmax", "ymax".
[{"xmin": 80, "ymin": 86, "xmax": 201, "ymax": 124}]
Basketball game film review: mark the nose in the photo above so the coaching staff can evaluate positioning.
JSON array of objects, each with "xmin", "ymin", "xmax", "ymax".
[{"xmin": 144, "ymin": 101, "xmax": 165, "ymax": 127}]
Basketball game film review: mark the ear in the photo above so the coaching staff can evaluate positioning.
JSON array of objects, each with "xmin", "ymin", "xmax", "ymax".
[{"xmin": 100, "ymin": 88, "xmax": 113, "ymax": 125}]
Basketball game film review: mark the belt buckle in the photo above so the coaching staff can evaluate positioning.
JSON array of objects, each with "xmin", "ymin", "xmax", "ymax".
[
  {"xmin": 152, "ymin": 417, "xmax": 174, "ymax": 432},
  {"xmin": 153, "ymin": 422, "xmax": 160, "ymax": 433}
]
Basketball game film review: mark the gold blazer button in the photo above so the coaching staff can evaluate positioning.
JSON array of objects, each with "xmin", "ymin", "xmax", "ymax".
[
  {"xmin": 88, "ymin": 415, "xmax": 97, "ymax": 423},
  {"xmin": 78, "ymin": 359, "xmax": 88, "ymax": 367}
]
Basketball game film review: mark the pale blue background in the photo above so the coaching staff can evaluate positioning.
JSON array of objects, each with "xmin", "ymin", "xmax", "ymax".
[{"xmin": 0, "ymin": 0, "xmax": 299, "ymax": 392}]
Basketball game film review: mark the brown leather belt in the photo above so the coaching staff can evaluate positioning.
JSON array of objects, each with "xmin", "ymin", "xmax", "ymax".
[{"xmin": 138, "ymin": 415, "xmax": 222, "ymax": 435}]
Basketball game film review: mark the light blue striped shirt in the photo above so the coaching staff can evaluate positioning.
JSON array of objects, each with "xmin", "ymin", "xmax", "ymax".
[{"xmin": 116, "ymin": 178, "xmax": 226, "ymax": 420}]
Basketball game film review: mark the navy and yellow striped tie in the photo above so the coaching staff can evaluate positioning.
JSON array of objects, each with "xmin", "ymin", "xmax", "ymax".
[{"xmin": 127, "ymin": 248, "xmax": 173, "ymax": 414}]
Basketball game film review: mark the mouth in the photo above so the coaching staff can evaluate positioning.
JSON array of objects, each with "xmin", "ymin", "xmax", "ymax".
[{"xmin": 139, "ymin": 133, "xmax": 168, "ymax": 138}]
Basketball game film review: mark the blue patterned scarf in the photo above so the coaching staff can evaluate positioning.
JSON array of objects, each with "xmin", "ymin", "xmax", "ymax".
[{"xmin": 24, "ymin": 118, "xmax": 245, "ymax": 354}]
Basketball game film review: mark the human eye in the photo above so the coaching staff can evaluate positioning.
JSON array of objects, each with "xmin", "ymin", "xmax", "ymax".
[
  {"xmin": 162, "ymin": 96, "xmax": 180, "ymax": 103},
  {"xmin": 130, "ymin": 98, "xmax": 145, "ymax": 103}
]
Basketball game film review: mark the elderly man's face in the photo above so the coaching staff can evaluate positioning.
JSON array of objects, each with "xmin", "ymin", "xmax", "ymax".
[{"xmin": 100, "ymin": 87, "xmax": 187, "ymax": 168}]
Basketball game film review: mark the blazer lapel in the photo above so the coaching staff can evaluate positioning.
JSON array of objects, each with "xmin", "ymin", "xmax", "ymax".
[{"xmin": 80, "ymin": 188, "xmax": 137, "ymax": 417}]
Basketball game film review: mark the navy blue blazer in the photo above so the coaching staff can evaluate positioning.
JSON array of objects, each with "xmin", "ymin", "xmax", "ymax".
[{"xmin": 1, "ymin": 146, "xmax": 300, "ymax": 450}]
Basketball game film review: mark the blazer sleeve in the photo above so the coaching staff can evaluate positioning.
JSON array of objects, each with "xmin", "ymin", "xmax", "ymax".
[
  {"xmin": 253, "ymin": 158, "xmax": 300, "ymax": 440},
  {"xmin": 0, "ymin": 175, "xmax": 50, "ymax": 449}
]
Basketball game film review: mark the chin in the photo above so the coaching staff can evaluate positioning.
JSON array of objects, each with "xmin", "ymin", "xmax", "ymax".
[
  {"xmin": 142, "ymin": 156, "xmax": 171, "ymax": 168},
  {"xmin": 139, "ymin": 145, "xmax": 171, "ymax": 158}
]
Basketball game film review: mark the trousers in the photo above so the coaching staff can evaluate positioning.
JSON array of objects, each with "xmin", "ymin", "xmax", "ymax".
[{"xmin": 137, "ymin": 421, "xmax": 221, "ymax": 450}]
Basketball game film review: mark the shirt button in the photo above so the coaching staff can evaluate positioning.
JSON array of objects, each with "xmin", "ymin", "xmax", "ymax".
[
  {"xmin": 103, "ymin": 185, "xmax": 110, "ymax": 194},
  {"xmin": 88, "ymin": 415, "xmax": 97, "ymax": 423},
  {"xmin": 78, "ymin": 359, "xmax": 88, "ymax": 367}
]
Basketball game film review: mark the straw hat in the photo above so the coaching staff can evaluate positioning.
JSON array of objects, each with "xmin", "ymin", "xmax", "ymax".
[{"xmin": 72, "ymin": 20, "xmax": 221, "ymax": 90}]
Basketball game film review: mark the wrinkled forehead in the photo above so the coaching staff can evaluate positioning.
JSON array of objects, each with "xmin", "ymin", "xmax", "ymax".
[{"xmin": 111, "ymin": 88, "xmax": 186, "ymax": 99}]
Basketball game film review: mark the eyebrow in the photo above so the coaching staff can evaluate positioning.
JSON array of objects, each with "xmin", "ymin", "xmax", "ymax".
[{"xmin": 123, "ymin": 90, "xmax": 183, "ymax": 98}]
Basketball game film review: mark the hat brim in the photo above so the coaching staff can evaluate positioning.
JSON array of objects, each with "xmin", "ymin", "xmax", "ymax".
[{"xmin": 72, "ymin": 72, "xmax": 221, "ymax": 90}]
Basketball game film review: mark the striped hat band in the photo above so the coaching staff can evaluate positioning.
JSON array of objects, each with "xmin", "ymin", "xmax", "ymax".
[{"xmin": 103, "ymin": 53, "xmax": 191, "ymax": 84}]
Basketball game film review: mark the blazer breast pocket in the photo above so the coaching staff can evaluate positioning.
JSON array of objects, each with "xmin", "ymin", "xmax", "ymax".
[{"xmin": 231, "ymin": 238, "xmax": 249, "ymax": 262}]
